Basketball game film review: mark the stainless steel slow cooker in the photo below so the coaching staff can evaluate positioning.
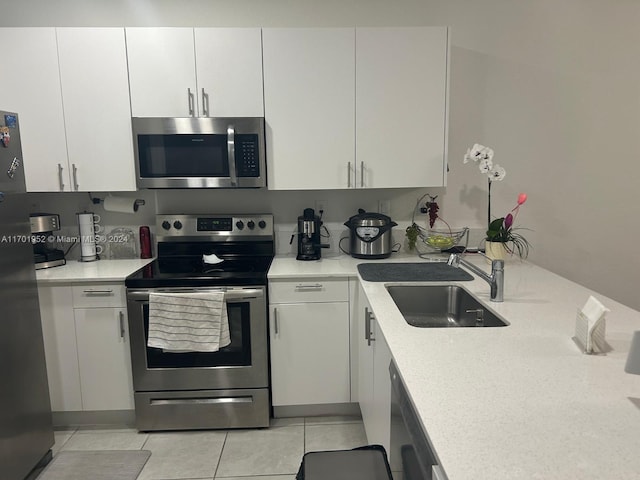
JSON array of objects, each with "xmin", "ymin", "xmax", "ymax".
[{"xmin": 344, "ymin": 209, "xmax": 397, "ymax": 259}]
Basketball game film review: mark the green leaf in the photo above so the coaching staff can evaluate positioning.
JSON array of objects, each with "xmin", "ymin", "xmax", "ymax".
[{"xmin": 488, "ymin": 218, "xmax": 504, "ymax": 230}]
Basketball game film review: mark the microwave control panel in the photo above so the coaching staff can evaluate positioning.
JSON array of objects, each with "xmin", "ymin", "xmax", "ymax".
[{"xmin": 236, "ymin": 134, "xmax": 260, "ymax": 177}]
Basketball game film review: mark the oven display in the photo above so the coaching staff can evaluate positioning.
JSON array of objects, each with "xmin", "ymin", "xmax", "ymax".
[{"xmin": 197, "ymin": 217, "xmax": 233, "ymax": 232}]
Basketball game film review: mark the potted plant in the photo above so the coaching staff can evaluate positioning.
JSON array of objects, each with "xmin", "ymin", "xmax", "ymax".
[
  {"xmin": 485, "ymin": 193, "xmax": 530, "ymax": 259},
  {"xmin": 463, "ymin": 143, "xmax": 531, "ymax": 259}
]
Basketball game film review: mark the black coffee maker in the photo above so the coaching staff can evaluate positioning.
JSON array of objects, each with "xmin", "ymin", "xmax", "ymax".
[
  {"xmin": 30, "ymin": 213, "xmax": 66, "ymax": 269},
  {"xmin": 295, "ymin": 208, "xmax": 329, "ymax": 261}
]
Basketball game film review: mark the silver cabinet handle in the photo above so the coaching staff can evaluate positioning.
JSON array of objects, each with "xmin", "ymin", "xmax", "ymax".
[
  {"xmin": 82, "ymin": 289, "xmax": 114, "ymax": 295},
  {"xmin": 202, "ymin": 88, "xmax": 209, "ymax": 116},
  {"xmin": 188, "ymin": 88, "xmax": 195, "ymax": 116},
  {"xmin": 72, "ymin": 163, "xmax": 79, "ymax": 191},
  {"xmin": 365, "ymin": 307, "xmax": 375, "ymax": 346},
  {"xmin": 273, "ymin": 307, "xmax": 279, "ymax": 335},
  {"xmin": 360, "ymin": 161, "xmax": 364, "ymax": 188},
  {"xmin": 227, "ymin": 125, "xmax": 237, "ymax": 187},
  {"xmin": 119, "ymin": 311, "xmax": 125, "ymax": 339},
  {"xmin": 57, "ymin": 163, "xmax": 65, "ymax": 191},
  {"xmin": 347, "ymin": 161, "xmax": 352, "ymax": 188},
  {"xmin": 294, "ymin": 283, "xmax": 323, "ymax": 291}
]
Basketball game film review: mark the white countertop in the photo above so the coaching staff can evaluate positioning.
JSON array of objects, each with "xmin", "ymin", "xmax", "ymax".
[
  {"xmin": 35, "ymin": 258, "xmax": 153, "ymax": 283},
  {"xmin": 268, "ymin": 252, "xmax": 436, "ymax": 278},
  {"xmin": 270, "ymin": 253, "xmax": 640, "ymax": 479}
]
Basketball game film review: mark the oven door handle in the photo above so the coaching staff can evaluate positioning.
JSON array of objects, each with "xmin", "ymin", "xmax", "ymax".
[{"xmin": 126, "ymin": 287, "xmax": 264, "ymax": 302}]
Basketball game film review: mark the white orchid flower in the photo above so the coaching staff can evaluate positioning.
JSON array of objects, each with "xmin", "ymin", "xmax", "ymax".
[
  {"xmin": 478, "ymin": 157, "xmax": 493, "ymax": 173},
  {"xmin": 481, "ymin": 145, "xmax": 494, "ymax": 161},
  {"xmin": 467, "ymin": 143, "xmax": 494, "ymax": 161},
  {"xmin": 488, "ymin": 164, "xmax": 506, "ymax": 182}
]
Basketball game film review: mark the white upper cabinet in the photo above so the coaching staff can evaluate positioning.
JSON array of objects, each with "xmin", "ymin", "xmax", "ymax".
[
  {"xmin": 263, "ymin": 28, "xmax": 356, "ymax": 190},
  {"xmin": 126, "ymin": 27, "xmax": 264, "ymax": 118},
  {"xmin": 126, "ymin": 28, "xmax": 198, "ymax": 118},
  {"xmin": 194, "ymin": 28, "xmax": 264, "ymax": 117},
  {"xmin": 0, "ymin": 28, "xmax": 70, "ymax": 192},
  {"xmin": 0, "ymin": 27, "xmax": 135, "ymax": 192},
  {"xmin": 356, "ymin": 27, "xmax": 449, "ymax": 188},
  {"xmin": 56, "ymin": 28, "xmax": 136, "ymax": 191},
  {"xmin": 263, "ymin": 26, "xmax": 449, "ymax": 190}
]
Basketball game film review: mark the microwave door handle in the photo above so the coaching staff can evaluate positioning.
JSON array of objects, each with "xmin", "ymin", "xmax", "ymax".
[{"xmin": 227, "ymin": 125, "xmax": 237, "ymax": 187}]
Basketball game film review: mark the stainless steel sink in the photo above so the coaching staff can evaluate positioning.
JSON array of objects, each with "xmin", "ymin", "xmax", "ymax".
[{"xmin": 386, "ymin": 285, "xmax": 509, "ymax": 328}]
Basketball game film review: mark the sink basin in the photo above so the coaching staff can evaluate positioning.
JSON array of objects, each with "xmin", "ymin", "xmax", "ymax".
[{"xmin": 386, "ymin": 285, "xmax": 509, "ymax": 328}]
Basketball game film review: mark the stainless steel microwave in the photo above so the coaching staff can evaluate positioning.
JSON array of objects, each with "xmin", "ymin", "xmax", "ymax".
[{"xmin": 132, "ymin": 117, "xmax": 266, "ymax": 189}]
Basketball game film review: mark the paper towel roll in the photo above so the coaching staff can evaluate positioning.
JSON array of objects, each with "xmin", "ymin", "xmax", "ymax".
[
  {"xmin": 77, "ymin": 212, "xmax": 98, "ymax": 261},
  {"xmin": 103, "ymin": 196, "xmax": 139, "ymax": 214}
]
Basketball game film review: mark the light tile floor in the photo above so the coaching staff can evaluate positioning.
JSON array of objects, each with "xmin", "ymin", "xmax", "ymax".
[{"xmin": 50, "ymin": 415, "xmax": 367, "ymax": 480}]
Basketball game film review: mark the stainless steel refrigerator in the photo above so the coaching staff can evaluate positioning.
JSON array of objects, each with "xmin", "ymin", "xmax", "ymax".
[{"xmin": 0, "ymin": 110, "xmax": 54, "ymax": 479}]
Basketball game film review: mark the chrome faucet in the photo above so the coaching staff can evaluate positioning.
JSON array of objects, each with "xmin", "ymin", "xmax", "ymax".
[{"xmin": 447, "ymin": 253, "xmax": 504, "ymax": 302}]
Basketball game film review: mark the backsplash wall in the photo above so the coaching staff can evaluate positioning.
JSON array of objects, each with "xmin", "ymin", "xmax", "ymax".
[{"xmin": 27, "ymin": 188, "xmax": 486, "ymax": 259}]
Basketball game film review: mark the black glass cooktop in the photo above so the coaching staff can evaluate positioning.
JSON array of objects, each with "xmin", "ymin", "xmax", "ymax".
[{"xmin": 125, "ymin": 241, "xmax": 274, "ymax": 288}]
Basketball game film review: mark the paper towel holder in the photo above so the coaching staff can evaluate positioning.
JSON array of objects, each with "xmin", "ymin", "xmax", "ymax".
[{"xmin": 89, "ymin": 193, "xmax": 145, "ymax": 212}]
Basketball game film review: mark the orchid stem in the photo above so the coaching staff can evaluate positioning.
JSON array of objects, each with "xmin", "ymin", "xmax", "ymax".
[{"xmin": 487, "ymin": 179, "xmax": 492, "ymax": 231}]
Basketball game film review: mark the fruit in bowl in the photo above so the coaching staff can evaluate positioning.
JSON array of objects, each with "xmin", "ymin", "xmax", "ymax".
[
  {"xmin": 425, "ymin": 234, "xmax": 456, "ymax": 250},
  {"xmin": 418, "ymin": 227, "xmax": 468, "ymax": 252}
]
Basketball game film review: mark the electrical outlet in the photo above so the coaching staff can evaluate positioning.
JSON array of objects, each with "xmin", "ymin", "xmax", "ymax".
[
  {"xmin": 315, "ymin": 199, "xmax": 328, "ymax": 215},
  {"xmin": 378, "ymin": 200, "xmax": 391, "ymax": 215}
]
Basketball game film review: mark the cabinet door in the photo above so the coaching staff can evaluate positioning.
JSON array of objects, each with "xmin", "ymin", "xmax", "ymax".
[
  {"xmin": 356, "ymin": 27, "xmax": 448, "ymax": 188},
  {"xmin": 194, "ymin": 28, "xmax": 264, "ymax": 117},
  {"xmin": 74, "ymin": 307, "xmax": 134, "ymax": 411},
  {"xmin": 126, "ymin": 27, "xmax": 197, "ymax": 117},
  {"xmin": 37, "ymin": 286, "xmax": 82, "ymax": 412},
  {"xmin": 0, "ymin": 28, "xmax": 69, "ymax": 192},
  {"xmin": 57, "ymin": 28, "xmax": 136, "ymax": 191},
  {"xmin": 356, "ymin": 282, "xmax": 391, "ymax": 451},
  {"xmin": 357, "ymin": 288, "xmax": 375, "ymax": 432},
  {"xmin": 263, "ymin": 28, "xmax": 355, "ymax": 190},
  {"xmin": 370, "ymin": 328, "xmax": 392, "ymax": 452},
  {"xmin": 270, "ymin": 302, "xmax": 350, "ymax": 406}
]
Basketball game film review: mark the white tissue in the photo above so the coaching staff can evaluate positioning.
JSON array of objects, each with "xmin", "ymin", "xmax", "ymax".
[
  {"xmin": 203, "ymin": 253, "xmax": 224, "ymax": 265},
  {"xmin": 574, "ymin": 295, "xmax": 609, "ymax": 354}
]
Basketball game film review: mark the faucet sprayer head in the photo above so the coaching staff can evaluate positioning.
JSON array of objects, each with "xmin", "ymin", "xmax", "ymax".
[{"xmin": 447, "ymin": 253, "xmax": 460, "ymax": 267}]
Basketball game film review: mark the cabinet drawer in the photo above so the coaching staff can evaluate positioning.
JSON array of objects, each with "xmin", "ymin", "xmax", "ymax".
[
  {"xmin": 72, "ymin": 284, "xmax": 125, "ymax": 308},
  {"xmin": 269, "ymin": 278, "xmax": 348, "ymax": 303}
]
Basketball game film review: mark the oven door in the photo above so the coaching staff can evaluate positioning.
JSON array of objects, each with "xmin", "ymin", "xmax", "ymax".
[
  {"xmin": 132, "ymin": 117, "xmax": 266, "ymax": 189},
  {"xmin": 126, "ymin": 286, "xmax": 268, "ymax": 392}
]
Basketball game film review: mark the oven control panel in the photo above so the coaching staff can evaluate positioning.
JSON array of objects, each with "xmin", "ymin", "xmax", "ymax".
[{"xmin": 156, "ymin": 214, "xmax": 273, "ymax": 239}]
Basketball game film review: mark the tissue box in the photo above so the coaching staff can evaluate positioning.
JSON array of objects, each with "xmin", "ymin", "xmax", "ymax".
[{"xmin": 574, "ymin": 308, "xmax": 607, "ymax": 354}]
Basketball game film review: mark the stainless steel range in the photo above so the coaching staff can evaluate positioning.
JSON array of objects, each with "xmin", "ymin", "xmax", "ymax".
[{"xmin": 125, "ymin": 214, "xmax": 274, "ymax": 431}]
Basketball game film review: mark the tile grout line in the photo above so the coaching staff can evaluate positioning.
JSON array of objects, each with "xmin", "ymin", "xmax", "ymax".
[{"xmin": 211, "ymin": 430, "xmax": 229, "ymax": 479}]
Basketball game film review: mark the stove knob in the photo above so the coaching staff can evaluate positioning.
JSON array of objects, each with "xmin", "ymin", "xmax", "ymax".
[
  {"xmin": 236, "ymin": 220, "xmax": 244, "ymax": 230},
  {"xmin": 247, "ymin": 220, "xmax": 255, "ymax": 230},
  {"xmin": 173, "ymin": 220, "xmax": 183, "ymax": 230},
  {"xmin": 162, "ymin": 220, "xmax": 171, "ymax": 230},
  {"xmin": 258, "ymin": 220, "xmax": 267, "ymax": 229}
]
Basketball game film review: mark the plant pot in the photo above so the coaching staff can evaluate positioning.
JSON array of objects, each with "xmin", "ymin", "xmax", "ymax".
[{"xmin": 485, "ymin": 241, "xmax": 508, "ymax": 262}]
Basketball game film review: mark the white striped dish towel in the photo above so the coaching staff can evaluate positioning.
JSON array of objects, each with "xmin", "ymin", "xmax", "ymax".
[{"xmin": 147, "ymin": 291, "xmax": 231, "ymax": 352}]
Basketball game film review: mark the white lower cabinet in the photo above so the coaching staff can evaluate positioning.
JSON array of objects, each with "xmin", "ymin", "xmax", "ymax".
[
  {"xmin": 356, "ymin": 281, "xmax": 392, "ymax": 452},
  {"xmin": 38, "ymin": 283, "xmax": 134, "ymax": 412},
  {"xmin": 74, "ymin": 307, "xmax": 133, "ymax": 411},
  {"xmin": 38, "ymin": 286, "xmax": 82, "ymax": 412},
  {"xmin": 269, "ymin": 278, "xmax": 351, "ymax": 406}
]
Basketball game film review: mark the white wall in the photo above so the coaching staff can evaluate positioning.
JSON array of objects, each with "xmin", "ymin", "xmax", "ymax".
[{"xmin": 7, "ymin": 0, "xmax": 640, "ymax": 310}]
